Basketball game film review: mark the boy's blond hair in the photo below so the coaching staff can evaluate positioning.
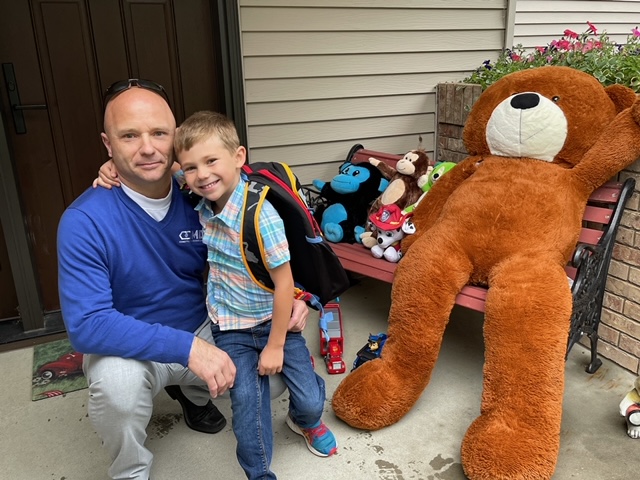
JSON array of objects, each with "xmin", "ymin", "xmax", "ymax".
[{"xmin": 174, "ymin": 111, "xmax": 240, "ymax": 155}]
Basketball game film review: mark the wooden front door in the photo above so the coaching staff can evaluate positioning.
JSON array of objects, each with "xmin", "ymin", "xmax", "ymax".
[{"xmin": 0, "ymin": 0, "xmax": 225, "ymax": 338}]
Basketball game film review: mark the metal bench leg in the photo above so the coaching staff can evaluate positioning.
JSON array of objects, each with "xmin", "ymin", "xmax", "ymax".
[{"xmin": 586, "ymin": 331, "xmax": 603, "ymax": 374}]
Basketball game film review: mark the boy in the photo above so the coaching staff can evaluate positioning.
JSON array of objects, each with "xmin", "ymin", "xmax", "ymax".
[{"xmin": 174, "ymin": 111, "xmax": 337, "ymax": 479}]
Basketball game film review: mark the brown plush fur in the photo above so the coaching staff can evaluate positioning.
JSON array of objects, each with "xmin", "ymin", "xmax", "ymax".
[
  {"xmin": 361, "ymin": 150, "xmax": 432, "ymax": 248},
  {"xmin": 332, "ymin": 66, "xmax": 640, "ymax": 480}
]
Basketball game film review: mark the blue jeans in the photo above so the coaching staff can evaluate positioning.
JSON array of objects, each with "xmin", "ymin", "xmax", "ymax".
[{"xmin": 211, "ymin": 321, "xmax": 326, "ymax": 480}]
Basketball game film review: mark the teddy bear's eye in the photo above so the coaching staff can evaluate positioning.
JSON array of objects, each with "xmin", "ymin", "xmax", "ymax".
[{"xmin": 552, "ymin": 96, "xmax": 560, "ymax": 102}]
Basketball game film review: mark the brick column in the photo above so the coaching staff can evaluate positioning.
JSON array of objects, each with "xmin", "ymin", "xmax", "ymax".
[{"xmin": 436, "ymin": 83, "xmax": 481, "ymax": 163}]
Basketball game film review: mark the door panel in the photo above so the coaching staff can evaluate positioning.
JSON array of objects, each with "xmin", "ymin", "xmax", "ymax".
[
  {"xmin": 33, "ymin": 0, "xmax": 105, "ymax": 201},
  {"xmin": 0, "ymin": 221, "xmax": 19, "ymax": 320},
  {"xmin": 0, "ymin": 0, "xmax": 225, "ymax": 332},
  {"xmin": 0, "ymin": 1, "xmax": 67, "ymax": 314}
]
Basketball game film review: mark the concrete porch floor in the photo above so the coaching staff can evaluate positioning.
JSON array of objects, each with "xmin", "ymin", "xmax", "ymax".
[{"xmin": 0, "ymin": 277, "xmax": 637, "ymax": 479}]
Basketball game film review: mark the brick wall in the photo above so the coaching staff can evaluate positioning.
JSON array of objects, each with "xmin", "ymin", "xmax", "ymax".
[
  {"xmin": 604, "ymin": 165, "xmax": 640, "ymax": 374},
  {"xmin": 436, "ymin": 82, "xmax": 640, "ymax": 376}
]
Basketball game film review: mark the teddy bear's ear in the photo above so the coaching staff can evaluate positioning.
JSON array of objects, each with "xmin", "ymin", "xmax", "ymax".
[{"xmin": 604, "ymin": 84, "xmax": 637, "ymax": 114}]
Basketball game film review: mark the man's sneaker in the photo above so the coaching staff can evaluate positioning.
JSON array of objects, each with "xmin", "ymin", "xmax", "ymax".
[{"xmin": 286, "ymin": 414, "xmax": 338, "ymax": 457}]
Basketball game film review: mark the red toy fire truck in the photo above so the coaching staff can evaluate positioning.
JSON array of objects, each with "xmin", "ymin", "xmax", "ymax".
[{"xmin": 319, "ymin": 302, "xmax": 345, "ymax": 374}]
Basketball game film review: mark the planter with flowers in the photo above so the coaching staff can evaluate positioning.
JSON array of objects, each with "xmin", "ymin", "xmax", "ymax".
[
  {"xmin": 436, "ymin": 22, "xmax": 640, "ymax": 163},
  {"xmin": 435, "ymin": 22, "xmax": 640, "ymax": 375}
]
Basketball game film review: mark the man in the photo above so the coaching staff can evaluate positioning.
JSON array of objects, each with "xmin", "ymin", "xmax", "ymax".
[{"xmin": 57, "ymin": 79, "xmax": 307, "ymax": 480}]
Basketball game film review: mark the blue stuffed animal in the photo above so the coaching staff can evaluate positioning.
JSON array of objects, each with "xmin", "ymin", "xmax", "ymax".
[{"xmin": 313, "ymin": 162, "xmax": 388, "ymax": 243}]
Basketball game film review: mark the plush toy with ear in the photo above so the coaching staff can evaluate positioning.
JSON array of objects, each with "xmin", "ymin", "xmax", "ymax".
[
  {"xmin": 370, "ymin": 149, "xmax": 432, "ymax": 211},
  {"xmin": 358, "ymin": 150, "xmax": 432, "ymax": 247},
  {"xmin": 368, "ymin": 204, "xmax": 415, "ymax": 262},
  {"xmin": 332, "ymin": 66, "xmax": 640, "ymax": 480},
  {"xmin": 313, "ymin": 161, "xmax": 388, "ymax": 243},
  {"xmin": 406, "ymin": 161, "xmax": 457, "ymax": 213}
]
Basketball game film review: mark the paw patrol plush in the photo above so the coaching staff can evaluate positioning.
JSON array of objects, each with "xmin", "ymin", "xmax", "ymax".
[{"xmin": 369, "ymin": 205, "xmax": 414, "ymax": 263}]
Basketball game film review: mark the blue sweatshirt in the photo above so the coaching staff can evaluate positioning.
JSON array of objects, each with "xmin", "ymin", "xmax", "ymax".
[{"xmin": 57, "ymin": 179, "xmax": 207, "ymax": 366}]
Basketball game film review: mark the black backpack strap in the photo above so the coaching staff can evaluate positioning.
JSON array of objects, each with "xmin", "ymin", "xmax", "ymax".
[{"xmin": 240, "ymin": 178, "xmax": 275, "ymax": 292}]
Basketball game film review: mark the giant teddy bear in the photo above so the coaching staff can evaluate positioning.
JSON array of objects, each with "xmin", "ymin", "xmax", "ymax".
[{"xmin": 332, "ymin": 66, "xmax": 640, "ymax": 479}]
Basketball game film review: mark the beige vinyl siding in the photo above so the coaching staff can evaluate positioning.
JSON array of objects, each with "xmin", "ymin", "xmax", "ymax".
[
  {"xmin": 513, "ymin": 0, "xmax": 640, "ymax": 49},
  {"xmin": 238, "ymin": 0, "xmax": 508, "ymax": 184}
]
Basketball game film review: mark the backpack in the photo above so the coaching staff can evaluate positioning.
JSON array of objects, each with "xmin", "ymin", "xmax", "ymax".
[{"xmin": 240, "ymin": 162, "xmax": 351, "ymax": 309}]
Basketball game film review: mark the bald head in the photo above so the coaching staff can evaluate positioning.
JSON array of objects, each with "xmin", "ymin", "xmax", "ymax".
[
  {"xmin": 103, "ymin": 87, "xmax": 175, "ymax": 134},
  {"xmin": 100, "ymin": 87, "xmax": 177, "ymax": 198}
]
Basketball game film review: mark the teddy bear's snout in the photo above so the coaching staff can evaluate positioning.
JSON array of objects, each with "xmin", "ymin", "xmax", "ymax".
[{"xmin": 510, "ymin": 92, "xmax": 540, "ymax": 110}]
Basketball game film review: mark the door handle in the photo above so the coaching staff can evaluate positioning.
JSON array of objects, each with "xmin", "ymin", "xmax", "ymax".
[
  {"xmin": 13, "ymin": 104, "xmax": 47, "ymax": 110},
  {"xmin": 2, "ymin": 63, "xmax": 48, "ymax": 134}
]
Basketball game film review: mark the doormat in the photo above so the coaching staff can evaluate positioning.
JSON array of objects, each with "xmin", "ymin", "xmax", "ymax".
[{"xmin": 32, "ymin": 338, "xmax": 87, "ymax": 401}]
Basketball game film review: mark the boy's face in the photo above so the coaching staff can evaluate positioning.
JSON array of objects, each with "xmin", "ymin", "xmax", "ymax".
[{"xmin": 178, "ymin": 135, "xmax": 246, "ymax": 209}]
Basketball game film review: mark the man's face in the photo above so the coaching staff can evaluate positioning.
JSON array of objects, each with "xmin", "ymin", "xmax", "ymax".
[{"xmin": 101, "ymin": 88, "xmax": 176, "ymax": 198}]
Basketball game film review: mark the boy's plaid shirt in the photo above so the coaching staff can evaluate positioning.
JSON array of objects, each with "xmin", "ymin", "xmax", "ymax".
[{"xmin": 195, "ymin": 177, "xmax": 290, "ymax": 331}]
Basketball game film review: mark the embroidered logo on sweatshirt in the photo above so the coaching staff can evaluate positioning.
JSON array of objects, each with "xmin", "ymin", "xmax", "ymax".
[{"xmin": 179, "ymin": 229, "xmax": 204, "ymax": 244}]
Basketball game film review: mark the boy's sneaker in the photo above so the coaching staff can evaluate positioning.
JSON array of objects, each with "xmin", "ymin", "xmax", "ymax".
[{"xmin": 286, "ymin": 414, "xmax": 338, "ymax": 457}]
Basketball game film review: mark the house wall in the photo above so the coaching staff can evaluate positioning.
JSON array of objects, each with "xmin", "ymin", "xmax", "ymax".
[
  {"xmin": 512, "ymin": 0, "xmax": 640, "ymax": 48},
  {"xmin": 237, "ymin": 0, "xmax": 509, "ymax": 184}
]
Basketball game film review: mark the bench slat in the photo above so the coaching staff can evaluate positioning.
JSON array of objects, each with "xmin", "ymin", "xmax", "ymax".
[
  {"xmin": 582, "ymin": 205, "xmax": 612, "ymax": 224},
  {"xmin": 589, "ymin": 182, "xmax": 623, "ymax": 203}
]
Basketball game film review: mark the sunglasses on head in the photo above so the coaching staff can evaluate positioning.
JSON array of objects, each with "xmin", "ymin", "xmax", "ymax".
[{"xmin": 103, "ymin": 79, "xmax": 169, "ymax": 109}]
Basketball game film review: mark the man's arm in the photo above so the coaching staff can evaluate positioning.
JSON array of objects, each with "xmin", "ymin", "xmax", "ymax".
[{"xmin": 57, "ymin": 207, "xmax": 194, "ymax": 365}]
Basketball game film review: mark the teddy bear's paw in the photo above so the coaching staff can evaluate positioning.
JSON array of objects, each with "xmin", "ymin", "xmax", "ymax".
[
  {"xmin": 332, "ymin": 359, "xmax": 418, "ymax": 430},
  {"xmin": 461, "ymin": 415, "xmax": 558, "ymax": 480},
  {"xmin": 324, "ymin": 223, "xmax": 344, "ymax": 243}
]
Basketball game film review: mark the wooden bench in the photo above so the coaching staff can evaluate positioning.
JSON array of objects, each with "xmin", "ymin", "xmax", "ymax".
[{"xmin": 323, "ymin": 144, "xmax": 636, "ymax": 374}]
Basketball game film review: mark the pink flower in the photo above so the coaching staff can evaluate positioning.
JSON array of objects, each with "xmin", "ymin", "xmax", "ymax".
[
  {"xmin": 587, "ymin": 21, "xmax": 597, "ymax": 34},
  {"xmin": 536, "ymin": 46, "xmax": 546, "ymax": 53},
  {"xmin": 510, "ymin": 53, "xmax": 521, "ymax": 61},
  {"xmin": 632, "ymin": 27, "xmax": 640, "ymax": 37},
  {"xmin": 556, "ymin": 39, "xmax": 571, "ymax": 50},
  {"xmin": 564, "ymin": 29, "xmax": 579, "ymax": 39}
]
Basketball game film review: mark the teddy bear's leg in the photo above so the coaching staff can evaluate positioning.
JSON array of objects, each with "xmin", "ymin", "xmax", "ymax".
[
  {"xmin": 332, "ymin": 234, "xmax": 472, "ymax": 430},
  {"xmin": 461, "ymin": 255, "xmax": 571, "ymax": 480}
]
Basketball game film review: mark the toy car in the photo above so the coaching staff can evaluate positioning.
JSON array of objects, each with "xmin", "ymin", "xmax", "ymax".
[
  {"xmin": 351, "ymin": 332, "xmax": 387, "ymax": 371},
  {"xmin": 319, "ymin": 302, "xmax": 346, "ymax": 374},
  {"xmin": 36, "ymin": 352, "xmax": 84, "ymax": 382}
]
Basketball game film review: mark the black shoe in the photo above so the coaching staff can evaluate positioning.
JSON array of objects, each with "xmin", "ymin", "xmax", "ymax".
[{"xmin": 164, "ymin": 385, "xmax": 227, "ymax": 434}]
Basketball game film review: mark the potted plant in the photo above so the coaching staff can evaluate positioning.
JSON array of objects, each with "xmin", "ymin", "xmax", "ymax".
[{"xmin": 437, "ymin": 22, "xmax": 640, "ymax": 162}]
